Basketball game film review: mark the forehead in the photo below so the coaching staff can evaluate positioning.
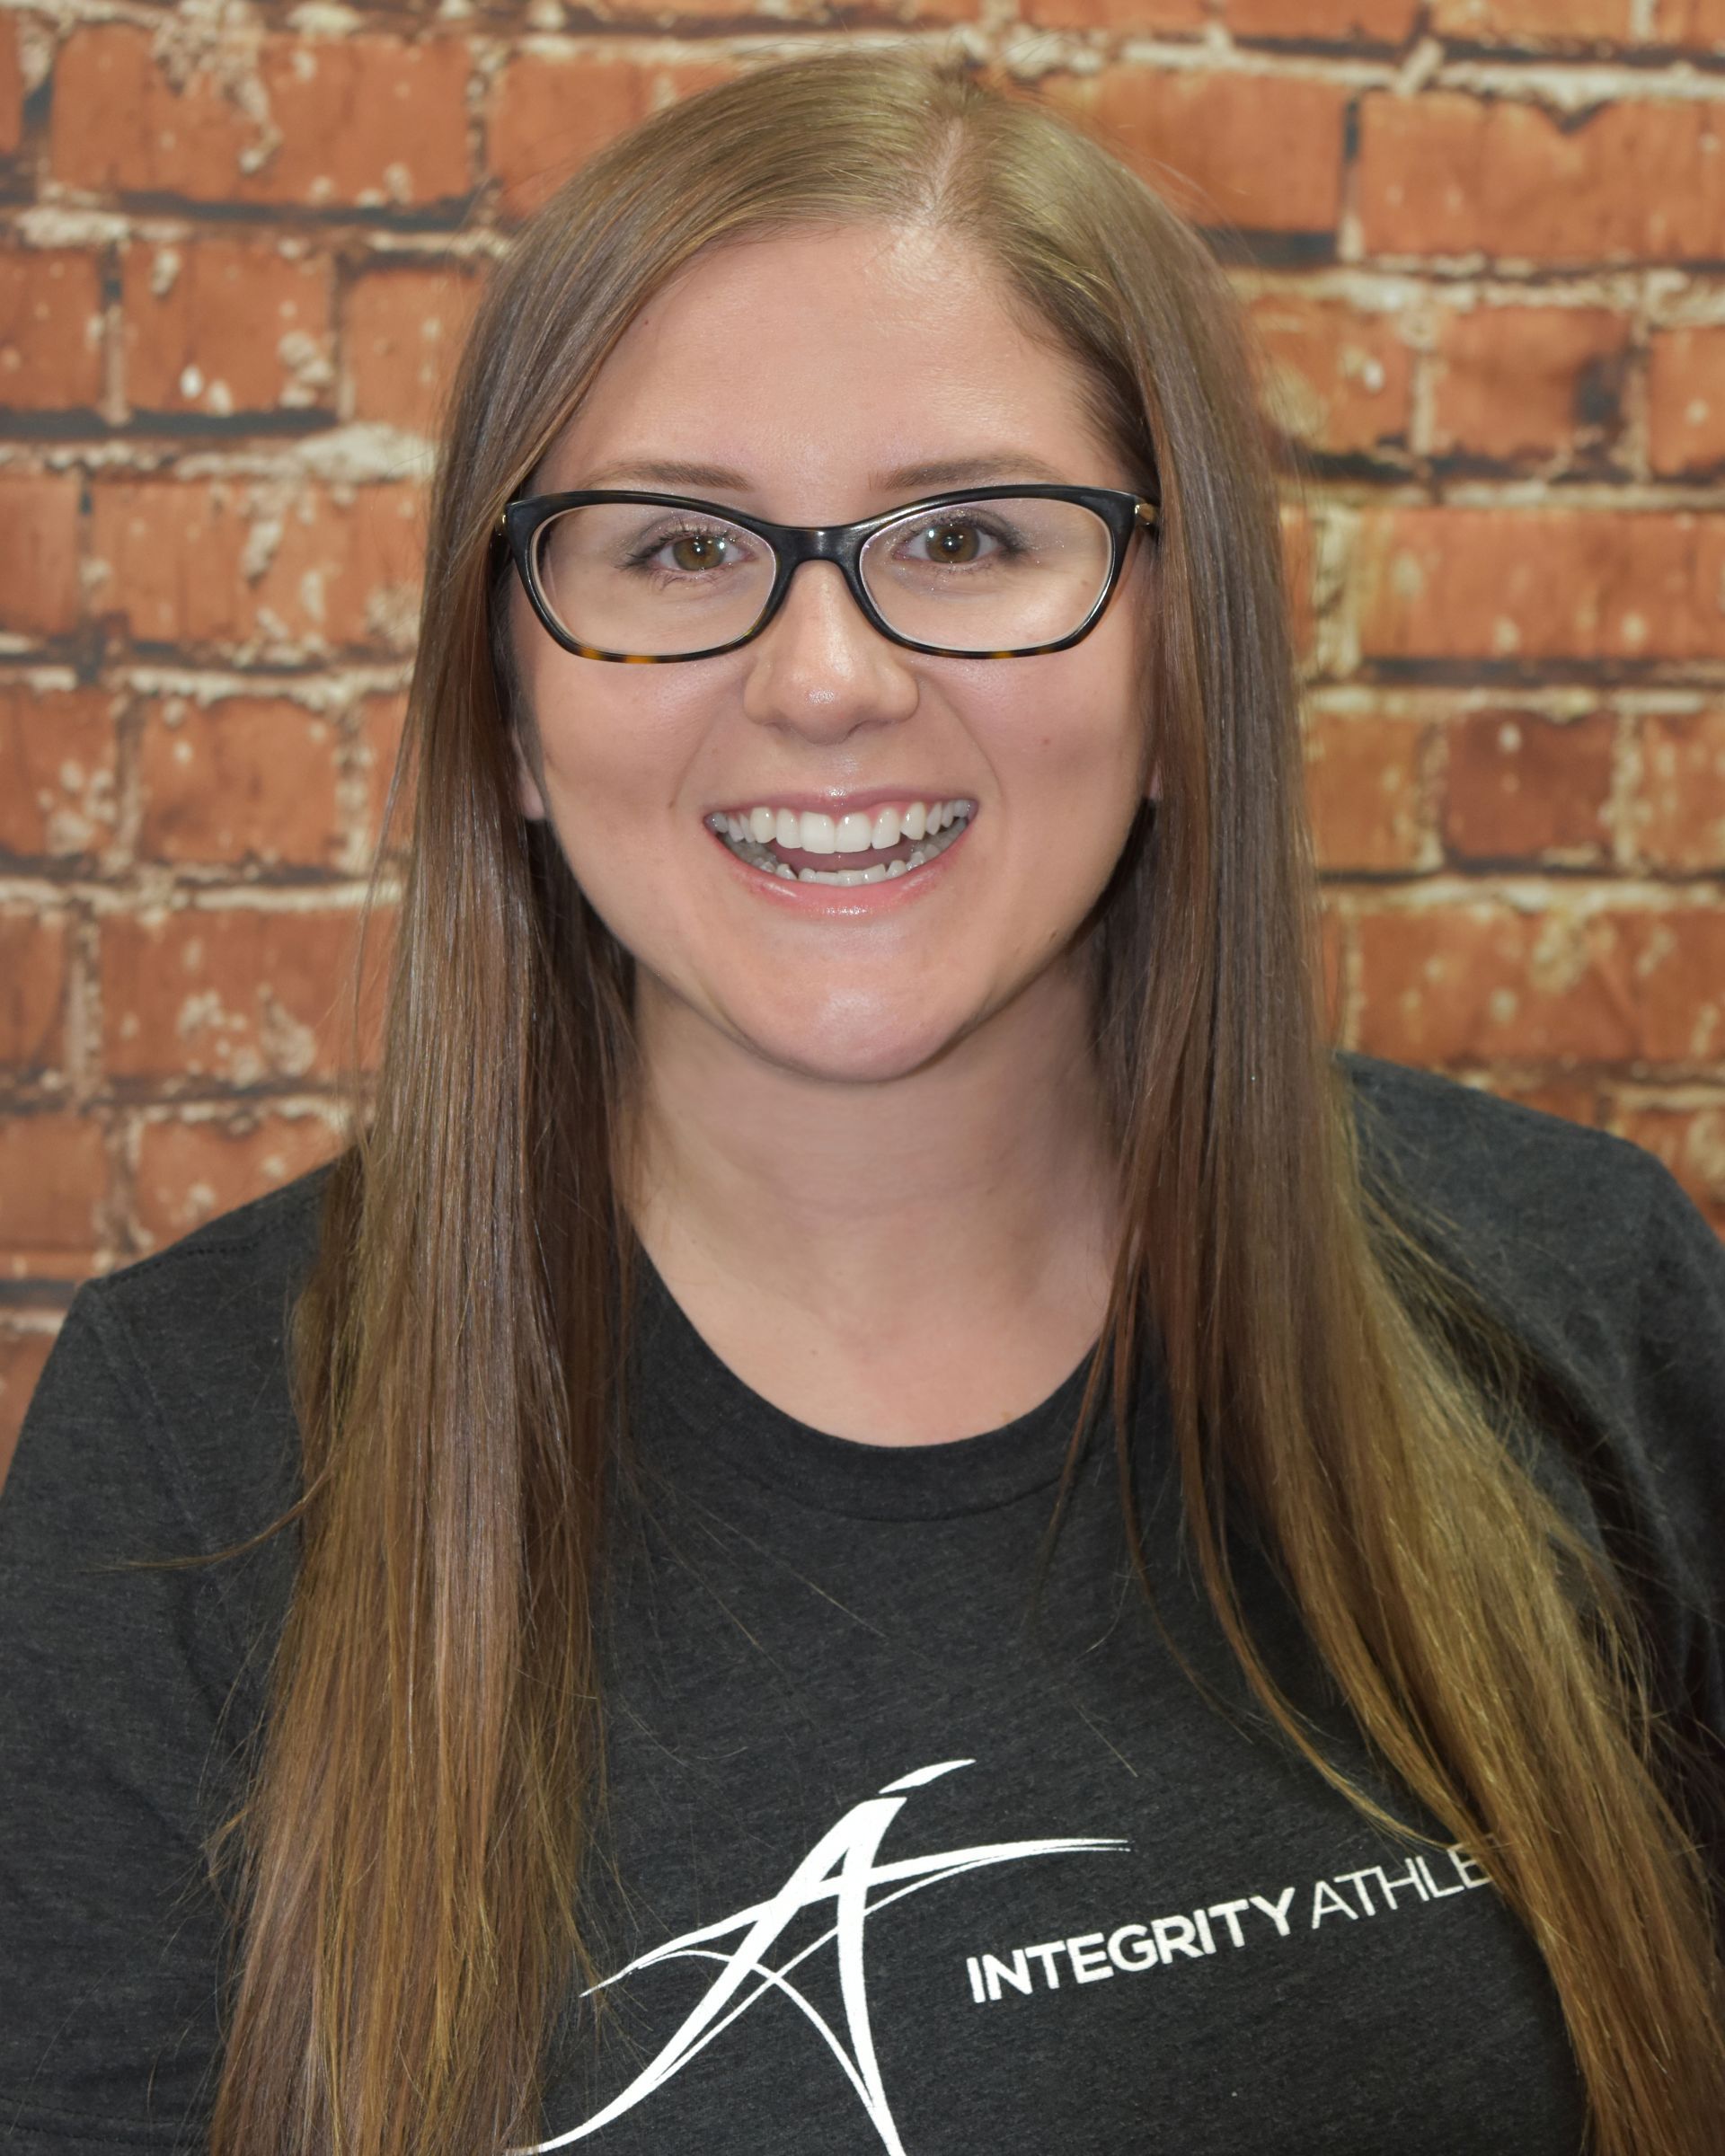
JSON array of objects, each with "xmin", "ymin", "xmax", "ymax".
[{"xmin": 534, "ymin": 222, "xmax": 1122, "ymax": 507}]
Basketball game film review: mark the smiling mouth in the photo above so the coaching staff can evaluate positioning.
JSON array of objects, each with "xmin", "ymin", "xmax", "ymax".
[{"xmin": 704, "ymin": 798, "xmax": 977, "ymax": 885}]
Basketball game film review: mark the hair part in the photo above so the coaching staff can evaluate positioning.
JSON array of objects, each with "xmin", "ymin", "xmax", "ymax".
[{"xmin": 199, "ymin": 48, "xmax": 1724, "ymax": 2156}]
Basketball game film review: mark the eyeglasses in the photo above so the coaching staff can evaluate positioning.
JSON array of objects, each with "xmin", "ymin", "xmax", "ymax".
[{"xmin": 496, "ymin": 483, "xmax": 1159, "ymax": 664}]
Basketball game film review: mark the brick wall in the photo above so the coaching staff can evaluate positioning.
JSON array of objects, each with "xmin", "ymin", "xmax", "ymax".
[{"xmin": 4, "ymin": 0, "xmax": 1724, "ymax": 1469}]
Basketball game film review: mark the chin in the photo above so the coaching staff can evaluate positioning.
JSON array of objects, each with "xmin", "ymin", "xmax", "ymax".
[{"xmin": 723, "ymin": 997, "xmax": 976, "ymax": 1088}]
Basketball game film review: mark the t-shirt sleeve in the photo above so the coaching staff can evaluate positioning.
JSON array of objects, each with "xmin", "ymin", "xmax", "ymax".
[
  {"xmin": 1620, "ymin": 1158, "xmax": 1725, "ymax": 1823},
  {"xmin": 0, "ymin": 1282, "xmax": 252, "ymax": 2152}
]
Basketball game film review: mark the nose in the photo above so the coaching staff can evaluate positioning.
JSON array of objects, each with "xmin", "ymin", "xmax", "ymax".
[{"xmin": 739, "ymin": 560, "xmax": 920, "ymax": 743}]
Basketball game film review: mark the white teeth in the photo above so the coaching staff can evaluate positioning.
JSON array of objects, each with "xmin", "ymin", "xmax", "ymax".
[
  {"xmin": 799, "ymin": 810, "xmax": 836, "ymax": 855},
  {"xmin": 712, "ymin": 796, "xmax": 975, "ymax": 888}
]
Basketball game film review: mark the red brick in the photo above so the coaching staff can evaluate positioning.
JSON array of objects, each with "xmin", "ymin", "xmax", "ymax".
[
  {"xmin": 1443, "ymin": 708, "xmax": 1615, "ymax": 863},
  {"xmin": 51, "ymin": 28, "xmax": 471, "ymax": 208},
  {"xmin": 1429, "ymin": 305, "xmax": 1629, "ymax": 462},
  {"xmin": 1647, "ymin": 325, "xmax": 1725, "ymax": 474},
  {"xmin": 0, "ymin": 475, "xmax": 82, "ymax": 638},
  {"xmin": 100, "ymin": 905, "xmax": 379, "ymax": 1086},
  {"xmin": 1304, "ymin": 710, "xmax": 1432, "ymax": 870},
  {"xmin": 0, "ymin": 912, "xmax": 69, "ymax": 1074},
  {"xmin": 87, "ymin": 479, "xmax": 424, "ymax": 657},
  {"xmin": 358, "ymin": 690, "xmax": 409, "ymax": 857},
  {"xmin": 488, "ymin": 53, "xmax": 735, "ymax": 219},
  {"xmin": 1248, "ymin": 292, "xmax": 1412, "ymax": 455},
  {"xmin": 122, "ymin": 237, "xmax": 333, "ymax": 417},
  {"xmin": 0, "ymin": 1329, "xmax": 58, "ymax": 1491},
  {"xmin": 0, "ymin": 1112, "xmax": 108, "ymax": 1282},
  {"xmin": 1228, "ymin": 0, "xmax": 1420, "ymax": 35},
  {"xmin": 1635, "ymin": 707, "xmax": 1725, "ymax": 871},
  {"xmin": 0, "ymin": 250, "xmax": 105, "ymax": 411},
  {"xmin": 1429, "ymin": 0, "xmax": 1634, "ymax": 35},
  {"xmin": 0, "ymin": 685, "xmax": 117, "ymax": 861},
  {"xmin": 342, "ymin": 263, "xmax": 480, "ymax": 433},
  {"xmin": 1613, "ymin": 1105, "xmax": 1725, "ymax": 1235},
  {"xmin": 1358, "ymin": 93, "xmax": 1725, "ymax": 262},
  {"xmin": 133, "ymin": 1109, "xmax": 340, "ymax": 1247},
  {"xmin": 1054, "ymin": 68, "xmax": 1349, "ymax": 236},
  {"xmin": 1025, "ymin": 0, "xmax": 1203, "ymax": 27},
  {"xmin": 1659, "ymin": 1, "xmax": 1725, "ymax": 46},
  {"xmin": 0, "ymin": 16, "xmax": 22, "ymax": 157},
  {"xmin": 137, "ymin": 697, "xmax": 342, "ymax": 868},
  {"xmin": 1354, "ymin": 902, "xmax": 1725, "ymax": 1067},
  {"xmin": 1355, "ymin": 508, "xmax": 1725, "ymax": 664}
]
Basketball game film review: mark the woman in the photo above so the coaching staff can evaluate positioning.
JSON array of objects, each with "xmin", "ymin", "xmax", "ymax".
[{"xmin": 2, "ymin": 48, "xmax": 1721, "ymax": 2156}]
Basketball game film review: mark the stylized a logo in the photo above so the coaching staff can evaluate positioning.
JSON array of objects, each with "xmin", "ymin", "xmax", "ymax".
[{"xmin": 521, "ymin": 1758, "xmax": 1126, "ymax": 2154}]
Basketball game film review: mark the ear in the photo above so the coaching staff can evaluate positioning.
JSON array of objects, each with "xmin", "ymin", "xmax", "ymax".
[
  {"xmin": 1146, "ymin": 760, "xmax": 1162, "ymax": 805},
  {"xmin": 513, "ymin": 734, "xmax": 548, "ymax": 822}
]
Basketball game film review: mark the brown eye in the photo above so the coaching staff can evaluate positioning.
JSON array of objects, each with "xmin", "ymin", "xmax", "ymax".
[
  {"xmin": 669, "ymin": 532, "xmax": 730, "ymax": 572},
  {"xmin": 921, "ymin": 521, "xmax": 980, "ymax": 564}
]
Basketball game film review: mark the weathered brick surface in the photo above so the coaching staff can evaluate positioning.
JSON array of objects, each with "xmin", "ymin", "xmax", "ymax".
[
  {"xmin": 1634, "ymin": 707, "xmax": 1725, "ymax": 871},
  {"xmin": 1356, "ymin": 509, "xmax": 1725, "ymax": 663},
  {"xmin": 122, "ymin": 238, "xmax": 334, "ymax": 419},
  {"xmin": 1429, "ymin": 0, "xmax": 1634, "ymax": 37},
  {"xmin": 1358, "ymin": 93, "xmax": 1725, "ymax": 262},
  {"xmin": 0, "ymin": 685, "xmax": 117, "ymax": 862},
  {"xmin": 2, "ymin": 2, "xmax": 1722, "ymax": 1462},
  {"xmin": 0, "ymin": 250, "xmax": 105, "ymax": 412},
  {"xmin": 133, "ymin": 1109, "xmax": 339, "ymax": 1247},
  {"xmin": 1429, "ymin": 305, "xmax": 1629, "ymax": 464},
  {"xmin": 488, "ymin": 53, "xmax": 736, "ymax": 218},
  {"xmin": 52, "ymin": 28, "xmax": 472, "ymax": 209},
  {"xmin": 0, "ymin": 16, "xmax": 22, "ymax": 158},
  {"xmin": 1056, "ymin": 68, "xmax": 1349, "ymax": 236},
  {"xmin": 0, "ymin": 1112, "xmax": 109, "ymax": 1282},
  {"xmin": 1231, "ymin": 0, "xmax": 1420, "ymax": 35},
  {"xmin": 342, "ymin": 266, "xmax": 478, "ymax": 433},
  {"xmin": 1646, "ymin": 326, "xmax": 1725, "ymax": 475},
  {"xmin": 1442, "ymin": 709, "xmax": 1616, "ymax": 864},
  {"xmin": 88, "ymin": 481, "xmax": 425, "ymax": 657},
  {"xmin": 0, "ymin": 912, "xmax": 70, "ymax": 1076},
  {"xmin": 99, "ymin": 906, "xmax": 376, "ymax": 1087},
  {"xmin": 0, "ymin": 477, "xmax": 82, "ymax": 638},
  {"xmin": 136, "ymin": 696, "xmax": 343, "ymax": 868},
  {"xmin": 1305, "ymin": 708, "xmax": 1433, "ymax": 871},
  {"xmin": 1250, "ymin": 292, "xmax": 1413, "ymax": 457}
]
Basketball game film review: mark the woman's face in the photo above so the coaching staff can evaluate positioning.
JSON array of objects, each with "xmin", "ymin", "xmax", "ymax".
[{"xmin": 510, "ymin": 221, "xmax": 1155, "ymax": 1086}]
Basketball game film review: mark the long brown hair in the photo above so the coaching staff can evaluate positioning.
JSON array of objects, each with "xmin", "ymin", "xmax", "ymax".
[{"xmin": 205, "ymin": 49, "xmax": 1724, "ymax": 2154}]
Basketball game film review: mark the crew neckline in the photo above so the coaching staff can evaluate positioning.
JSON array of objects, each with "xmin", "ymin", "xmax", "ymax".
[{"xmin": 627, "ymin": 1248, "xmax": 1110, "ymax": 1522}]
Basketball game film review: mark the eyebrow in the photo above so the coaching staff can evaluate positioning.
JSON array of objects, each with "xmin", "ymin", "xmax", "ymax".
[{"xmin": 574, "ymin": 452, "xmax": 1075, "ymax": 495}]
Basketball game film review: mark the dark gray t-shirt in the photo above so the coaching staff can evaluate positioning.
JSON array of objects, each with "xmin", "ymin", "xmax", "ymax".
[{"xmin": 3, "ymin": 1054, "xmax": 1722, "ymax": 2154}]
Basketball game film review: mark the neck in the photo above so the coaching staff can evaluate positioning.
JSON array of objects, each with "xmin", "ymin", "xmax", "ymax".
[{"xmin": 627, "ymin": 961, "xmax": 1119, "ymax": 1383}]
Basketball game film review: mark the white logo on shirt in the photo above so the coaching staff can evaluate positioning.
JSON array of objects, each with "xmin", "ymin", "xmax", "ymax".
[{"xmin": 518, "ymin": 1758, "xmax": 1126, "ymax": 2154}]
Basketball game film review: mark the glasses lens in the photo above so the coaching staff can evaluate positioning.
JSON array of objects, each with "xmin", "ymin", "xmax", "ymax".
[
  {"xmin": 533, "ymin": 501, "xmax": 774, "ymax": 657},
  {"xmin": 860, "ymin": 497, "xmax": 1115, "ymax": 653}
]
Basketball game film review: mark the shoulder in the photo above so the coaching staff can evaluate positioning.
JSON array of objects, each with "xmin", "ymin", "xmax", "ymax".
[
  {"xmin": 84, "ymin": 1159, "xmax": 334, "ymax": 1348},
  {"xmin": 1338, "ymin": 1049, "xmax": 1670, "ymax": 1228},
  {"xmin": 20, "ymin": 1164, "xmax": 335, "ymax": 1548},
  {"xmin": 1338, "ymin": 1050, "xmax": 1725, "ymax": 1649},
  {"xmin": 1333, "ymin": 1051, "xmax": 1691, "ymax": 1339}
]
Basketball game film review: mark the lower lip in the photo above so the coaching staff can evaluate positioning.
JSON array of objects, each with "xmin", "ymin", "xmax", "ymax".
[{"xmin": 709, "ymin": 819, "xmax": 975, "ymax": 914}]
